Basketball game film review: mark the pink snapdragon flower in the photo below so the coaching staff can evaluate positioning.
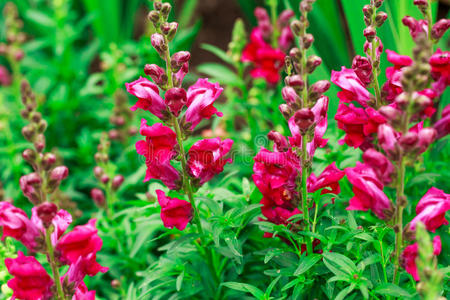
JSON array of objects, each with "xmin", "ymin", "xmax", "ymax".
[
  {"xmin": 377, "ymin": 124, "xmax": 399, "ymax": 155},
  {"xmin": 187, "ymin": 137, "xmax": 233, "ymax": 184},
  {"xmin": 65, "ymin": 253, "xmax": 108, "ymax": 286},
  {"xmin": 362, "ymin": 148, "xmax": 394, "ymax": 185},
  {"xmin": 408, "ymin": 187, "xmax": 450, "ymax": 232},
  {"xmin": 260, "ymin": 197, "xmax": 301, "ymax": 226},
  {"xmin": 184, "ymin": 78, "xmax": 223, "ymax": 130},
  {"xmin": 5, "ymin": 251, "xmax": 53, "ymax": 300},
  {"xmin": 402, "ymin": 16, "xmax": 428, "ymax": 40},
  {"xmin": 56, "ymin": 219, "xmax": 105, "ymax": 267},
  {"xmin": 401, "ymin": 235, "xmax": 441, "ymax": 281},
  {"xmin": 308, "ymin": 162, "xmax": 345, "ymax": 196},
  {"xmin": 345, "ymin": 162, "xmax": 393, "ymax": 219},
  {"xmin": 331, "ymin": 67, "xmax": 371, "ymax": 107},
  {"xmin": 73, "ymin": 282, "xmax": 96, "ymax": 300},
  {"xmin": 429, "ymin": 49, "xmax": 450, "ymax": 86},
  {"xmin": 31, "ymin": 207, "xmax": 72, "ymax": 246},
  {"xmin": 253, "ymin": 148, "xmax": 300, "ymax": 206},
  {"xmin": 156, "ymin": 190, "xmax": 193, "ymax": 230},
  {"xmin": 0, "ymin": 202, "xmax": 41, "ymax": 251},
  {"xmin": 434, "ymin": 104, "xmax": 450, "ymax": 139},
  {"xmin": 126, "ymin": 77, "xmax": 167, "ymax": 119}
]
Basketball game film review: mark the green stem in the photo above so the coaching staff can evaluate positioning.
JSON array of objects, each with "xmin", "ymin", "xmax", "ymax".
[
  {"xmin": 45, "ymin": 227, "xmax": 65, "ymax": 300},
  {"xmin": 370, "ymin": 7, "xmax": 381, "ymax": 107},
  {"xmin": 311, "ymin": 200, "xmax": 319, "ymax": 233},
  {"xmin": 268, "ymin": 0, "xmax": 279, "ymax": 48},
  {"xmin": 425, "ymin": 2, "xmax": 434, "ymax": 52}
]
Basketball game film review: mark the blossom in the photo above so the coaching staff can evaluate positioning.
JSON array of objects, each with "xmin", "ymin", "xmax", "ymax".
[
  {"xmin": 143, "ymin": 162, "xmax": 181, "ymax": 190},
  {"xmin": 345, "ymin": 162, "xmax": 393, "ymax": 219},
  {"xmin": 378, "ymin": 124, "xmax": 399, "ymax": 155},
  {"xmin": 156, "ymin": 190, "xmax": 192, "ymax": 230},
  {"xmin": 434, "ymin": 104, "xmax": 450, "ymax": 139},
  {"xmin": 184, "ymin": 78, "xmax": 223, "ymax": 130},
  {"xmin": 126, "ymin": 77, "xmax": 167, "ymax": 119},
  {"xmin": 73, "ymin": 282, "xmax": 96, "ymax": 300},
  {"xmin": 5, "ymin": 251, "xmax": 53, "ymax": 300},
  {"xmin": 429, "ymin": 49, "xmax": 449, "ymax": 86},
  {"xmin": 308, "ymin": 162, "xmax": 345, "ymax": 196},
  {"xmin": 253, "ymin": 148, "xmax": 300, "ymax": 206},
  {"xmin": 331, "ymin": 67, "xmax": 371, "ymax": 107},
  {"xmin": 401, "ymin": 236, "xmax": 441, "ymax": 281},
  {"xmin": 56, "ymin": 219, "xmax": 104, "ymax": 266},
  {"xmin": 408, "ymin": 187, "xmax": 450, "ymax": 232},
  {"xmin": 260, "ymin": 197, "xmax": 301, "ymax": 226},
  {"xmin": 65, "ymin": 253, "xmax": 108, "ymax": 287},
  {"xmin": 242, "ymin": 28, "xmax": 286, "ymax": 84},
  {"xmin": 402, "ymin": 16, "xmax": 428, "ymax": 40},
  {"xmin": 31, "ymin": 207, "xmax": 72, "ymax": 246},
  {"xmin": 0, "ymin": 202, "xmax": 41, "ymax": 251},
  {"xmin": 187, "ymin": 137, "xmax": 233, "ymax": 184},
  {"xmin": 362, "ymin": 149, "xmax": 394, "ymax": 185}
]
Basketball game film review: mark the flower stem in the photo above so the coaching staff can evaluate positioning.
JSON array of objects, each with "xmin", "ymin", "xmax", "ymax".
[{"xmin": 45, "ymin": 227, "xmax": 65, "ymax": 300}]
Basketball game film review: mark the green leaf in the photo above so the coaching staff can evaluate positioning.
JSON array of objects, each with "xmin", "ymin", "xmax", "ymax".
[
  {"xmin": 201, "ymin": 44, "xmax": 234, "ymax": 65},
  {"xmin": 374, "ymin": 283, "xmax": 413, "ymax": 298},
  {"xmin": 335, "ymin": 284, "xmax": 355, "ymax": 300},
  {"xmin": 294, "ymin": 254, "xmax": 322, "ymax": 276},
  {"xmin": 176, "ymin": 270, "xmax": 184, "ymax": 291},
  {"xmin": 357, "ymin": 254, "xmax": 380, "ymax": 271},
  {"xmin": 222, "ymin": 282, "xmax": 265, "ymax": 299},
  {"xmin": 197, "ymin": 63, "xmax": 245, "ymax": 88},
  {"xmin": 265, "ymin": 275, "xmax": 281, "ymax": 297},
  {"xmin": 323, "ymin": 252, "xmax": 357, "ymax": 276}
]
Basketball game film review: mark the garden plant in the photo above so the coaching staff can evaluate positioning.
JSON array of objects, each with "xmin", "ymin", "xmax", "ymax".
[{"xmin": 0, "ymin": 0, "xmax": 449, "ymax": 299}]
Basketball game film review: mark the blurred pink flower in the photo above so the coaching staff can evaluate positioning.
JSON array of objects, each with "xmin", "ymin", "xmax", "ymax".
[
  {"xmin": 362, "ymin": 148, "xmax": 394, "ymax": 185},
  {"xmin": 401, "ymin": 235, "xmax": 441, "ymax": 281},
  {"xmin": 409, "ymin": 187, "xmax": 450, "ymax": 232},
  {"xmin": 434, "ymin": 104, "xmax": 450, "ymax": 139},
  {"xmin": 156, "ymin": 190, "xmax": 192, "ymax": 230},
  {"xmin": 0, "ymin": 65, "xmax": 12, "ymax": 86}
]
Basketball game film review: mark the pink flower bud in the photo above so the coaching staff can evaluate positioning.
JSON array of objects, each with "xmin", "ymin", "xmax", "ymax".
[
  {"xmin": 22, "ymin": 148, "xmax": 36, "ymax": 164},
  {"xmin": 294, "ymin": 108, "xmax": 315, "ymax": 133},
  {"xmin": 286, "ymin": 75, "xmax": 304, "ymax": 90},
  {"xmin": 300, "ymin": 1, "xmax": 313, "ymax": 13},
  {"xmin": 267, "ymin": 130, "xmax": 289, "ymax": 152},
  {"xmin": 100, "ymin": 175, "xmax": 110, "ymax": 184},
  {"xmin": 279, "ymin": 104, "xmax": 292, "ymax": 119},
  {"xmin": 147, "ymin": 10, "xmax": 160, "ymax": 23},
  {"xmin": 378, "ymin": 124, "xmax": 398, "ymax": 156},
  {"xmin": 374, "ymin": 0, "xmax": 384, "ymax": 8},
  {"xmin": 417, "ymin": 128, "xmax": 436, "ymax": 153},
  {"xmin": 413, "ymin": 0, "xmax": 428, "ymax": 7},
  {"xmin": 94, "ymin": 166, "xmax": 104, "ymax": 178},
  {"xmin": 151, "ymin": 33, "xmax": 166, "ymax": 55},
  {"xmin": 352, "ymin": 55, "xmax": 372, "ymax": 85},
  {"xmin": 171, "ymin": 51, "xmax": 191, "ymax": 69},
  {"xmin": 379, "ymin": 105, "xmax": 401, "ymax": 121},
  {"xmin": 282, "ymin": 86, "xmax": 300, "ymax": 105},
  {"xmin": 431, "ymin": 19, "xmax": 450, "ymax": 40},
  {"xmin": 112, "ymin": 175, "xmax": 124, "ymax": 190},
  {"xmin": 310, "ymin": 80, "xmax": 330, "ymax": 94},
  {"xmin": 289, "ymin": 47, "xmax": 302, "ymax": 60},
  {"xmin": 363, "ymin": 26, "xmax": 376, "ymax": 42},
  {"xmin": 161, "ymin": 3, "xmax": 171, "ymax": 18},
  {"xmin": 362, "ymin": 5, "xmax": 373, "ymax": 18},
  {"xmin": 36, "ymin": 202, "xmax": 58, "ymax": 228},
  {"xmin": 290, "ymin": 21, "xmax": 303, "ymax": 36},
  {"xmin": 165, "ymin": 87, "xmax": 187, "ymax": 116},
  {"xmin": 14, "ymin": 49, "xmax": 24, "ymax": 61},
  {"xmin": 303, "ymin": 34, "xmax": 314, "ymax": 49},
  {"xmin": 375, "ymin": 12, "xmax": 388, "ymax": 27},
  {"xmin": 91, "ymin": 188, "xmax": 105, "ymax": 207},
  {"xmin": 277, "ymin": 10, "xmax": 295, "ymax": 28},
  {"xmin": 167, "ymin": 22, "xmax": 179, "ymax": 41},
  {"xmin": 306, "ymin": 55, "xmax": 322, "ymax": 73},
  {"xmin": 42, "ymin": 153, "xmax": 56, "ymax": 170},
  {"xmin": 144, "ymin": 64, "xmax": 168, "ymax": 86},
  {"xmin": 50, "ymin": 166, "xmax": 69, "ymax": 181}
]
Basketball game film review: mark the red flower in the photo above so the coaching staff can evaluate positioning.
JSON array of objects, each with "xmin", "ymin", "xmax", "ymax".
[
  {"xmin": 187, "ymin": 137, "xmax": 233, "ymax": 185},
  {"xmin": 5, "ymin": 251, "xmax": 53, "ymax": 300},
  {"xmin": 65, "ymin": 253, "xmax": 108, "ymax": 287},
  {"xmin": 156, "ymin": 190, "xmax": 192, "ymax": 230},
  {"xmin": 429, "ymin": 49, "xmax": 450, "ymax": 86},
  {"xmin": 184, "ymin": 78, "xmax": 223, "ymax": 130},
  {"xmin": 409, "ymin": 187, "xmax": 450, "ymax": 232},
  {"xmin": 126, "ymin": 77, "xmax": 167, "ymax": 120},
  {"xmin": 401, "ymin": 236, "xmax": 441, "ymax": 281},
  {"xmin": 0, "ymin": 65, "xmax": 12, "ymax": 86},
  {"xmin": 260, "ymin": 197, "xmax": 301, "ymax": 226},
  {"xmin": 308, "ymin": 162, "xmax": 345, "ymax": 196},
  {"xmin": 73, "ymin": 282, "xmax": 96, "ymax": 300},
  {"xmin": 331, "ymin": 67, "xmax": 371, "ymax": 107},
  {"xmin": 362, "ymin": 149, "xmax": 394, "ymax": 185},
  {"xmin": 31, "ymin": 207, "xmax": 72, "ymax": 246},
  {"xmin": 345, "ymin": 162, "xmax": 393, "ymax": 219}
]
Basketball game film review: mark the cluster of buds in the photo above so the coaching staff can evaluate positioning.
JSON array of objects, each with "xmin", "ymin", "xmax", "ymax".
[
  {"xmin": 91, "ymin": 133, "xmax": 124, "ymax": 210},
  {"xmin": 19, "ymin": 81, "xmax": 69, "ymax": 204},
  {"xmin": 227, "ymin": 19, "xmax": 247, "ymax": 65},
  {"xmin": 108, "ymin": 90, "xmax": 138, "ymax": 142}
]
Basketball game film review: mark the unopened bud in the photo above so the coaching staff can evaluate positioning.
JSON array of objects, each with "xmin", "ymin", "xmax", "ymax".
[
  {"xmin": 431, "ymin": 19, "xmax": 450, "ymax": 40},
  {"xmin": 303, "ymin": 34, "xmax": 314, "ymax": 49},
  {"xmin": 148, "ymin": 10, "xmax": 160, "ymax": 24},
  {"xmin": 362, "ymin": 5, "xmax": 373, "ymax": 18},
  {"xmin": 50, "ymin": 166, "xmax": 69, "ymax": 182},
  {"xmin": 309, "ymin": 80, "xmax": 330, "ymax": 101},
  {"xmin": 279, "ymin": 104, "xmax": 293, "ymax": 120},
  {"xmin": 161, "ymin": 3, "xmax": 171, "ymax": 19},
  {"xmin": 34, "ymin": 134, "xmax": 46, "ymax": 153},
  {"xmin": 31, "ymin": 112, "xmax": 42, "ymax": 123},
  {"xmin": 413, "ymin": 0, "xmax": 428, "ymax": 14},
  {"xmin": 290, "ymin": 20, "xmax": 303, "ymax": 36},
  {"xmin": 165, "ymin": 87, "xmax": 187, "ymax": 116},
  {"xmin": 14, "ymin": 50, "xmax": 24, "ymax": 61},
  {"xmin": 91, "ymin": 188, "xmax": 105, "ymax": 207},
  {"xmin": 167, "ymin": 22, "xmax": 178, "ymax": 41},
  {"xmin": 277, "ymin": 10, "xmax": 295, "ymax": 28},
  {"xmin": 285, "ymin": 75, "xmax": 304, "ymax": 90},
  {"xmin": 42, "ymin": 153, "xmax": 56, "ymax": 170},
  {"xmin": 36, "ymin": 202, "xmax": 58, "ymax": 228},
  {"xmin": 171, "ymin": 51, "xmax": 191, "ymax": 71},
  {"xmin": 395, "ymin": 93, "xmax": 409, "ymax": 110},
  {"xmin": 22, "ymin": 149, "xmax": 36, "ymax": 163},
  {"xmin": 38, "ymin": 120, "xmax": 48, "ymax": 133},
  {"xmin": 22, "ymin": 125, "xmax": 35, "ymax": 141},
  {"xmin": 375, "ymin": 12, "xmax": 388, "ymax": 27},
  {"xmin": 267, "ymin": 131, "xmax": 289, "ymax": 152},
  {"xmin": 363, "ymin": 26, "xmax": 376, "ymax": 42},
  {"xmin": 379, "ymin": 105, "xmax": 401, "ymax": 121},
  {"xmin": 108, "ymin": 129, "xmax": 120, "ymax": 140},
  {"xmin": 151, "ymin": 33, "xmax": 166, "ymax": 55},
  {"xmin": 112, "ymin": 175, "xmax": 125, "ymax": 190},
  {"xmin": 399, "ymin": 132, "xmax": 418, "ymax": 151},
  {"xmin": 306, "ymin": 55, "xmax": 322, "ymax": 73},
  {"xmin": 300, "ymin": 1, "xmax": 312, "ymax": 13},
  {"xmin": 374, "ymin": 0, "xmax": 384, "ymax": 8},
  {"xmin": 100, "ymin": 174, "xmax": 110, "ymax": 184},
  {"xmin": 153, "ymin": 1, "xmax": 162, "ymax": 10},
  {"xmin": 144, "ymin": 64, "xmax": 168, "ymax": 86},
  {"xmin": 111, "ymin": 279, "xmax": 121, "ymax": 289},
  {"xmin": 282, "ymin": 86, "xmax": 300, "ymax": 105},
  {"xmin": 294, "ymin": 108, "xmax": 315, "ymax": 134}
]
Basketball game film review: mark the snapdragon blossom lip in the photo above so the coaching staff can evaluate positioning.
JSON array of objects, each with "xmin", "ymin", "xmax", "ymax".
[
  {"xmin": 31, "ymin": 207, "xmax": 72, "ymax": 246},
  {"xmin": 184, "ymin": 78, "xmax": 223, "ymax": 130},
  {"xmin": 408, "ymin": 187, "xmax": 450, "ymax": 232},
  {"xmin": 345, "ymin": 162, "xmax": 393, "ymax": 219},
  {"xmin": 126, "ymin": 77, "xmax": 167, "ymax": 119},
  {"xmin": 331, "ymin": 67, "xmax": 372, "ymax": 107},
  {"xmin": 156, "ymin": 190, "xmax": 193, "ymax": 230},
  {"xmin": 0, "ymin": 201, "xmax": 41, "ymax": 251},
  {"xmin": 307, "ymin": 162, "xmax": 345, "ymax": 197},
  {"xmin": 401, "ymin": 235, "xmax": 441, "ymax": 281},
  {"xmin": 73, "ymin": 282, "xmax": 96, "ymax": 300},
  {"xmin": 136, "ymin": 119, "xmax": 177, "ymax": 164},
  {"xmin": 143, "ymin": 161, "xmax": 181, "ymax": 190},
  {"xmin": 5, "ymin": 251, "xmax": 53, "ymax": 300},
  {"xmin": 65, "ymin": 253, "xmax": 109, "ymax": 286},
  {"xmin": 187, "ymin": 137, "xmax": 233, "ymax": 184}
]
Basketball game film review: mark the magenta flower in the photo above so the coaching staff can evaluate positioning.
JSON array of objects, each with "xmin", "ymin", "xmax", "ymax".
[
  {"xmin": 362, "ymin": 149, "xmax": 394, "ymax": 185},
  {"xmin": 56, "ymin": 219, "xmax": 105, "ymax": 266},
  {"xmin": 429, "ymin": 49, "xmax": 449, "ymax": 86},
  {"xmin": 19, "ymin": 173, "xmax": 42, "ymax": 204},
  {"xmin": 378, "ymin": 124, "xmax": 399, "ymax": 155},
  {"xmin": 260, "ymin": 197, "xmax": 301, "ymax": 226},
  {"xmin": 156, "ymin": 190, "xmax": 193, "ymax": 230},
  {"xmin": 126, "ymin": 77, "xmax": 167, "ymax": 119},
  {"xmin": 345, "ymin": 162, "xmax": 393, "ymax": 219},
  {"xmin": 331, "ymin": 67, "xmax": 371, "ymax": 107},
  {"xmin": 253, "ymin": 148, "xmax": 300, "ymax": 206},
  {"xmin": 187, "ymin": 137, "xmax": 233, "ymax": 184},
  {"xmin": 136, "ymin": 119, "xmax": 177, "ymax": 164},
  {"xmin": 308, "ymin": 162, "xmax": 345, "ymax": 196},
  {"xmin": 73, "ymin": 282, "xmax": 96, "ymax": 300},
  {"xmin": 5, "ymin": 251, "xmax": 53, "ymax": 300},
  {"xmin": 65, "ymin": 253, "xmax": 108, "ymax": 287},
  {"xmin": 402, "ymin": 16, "xmax": 428, "ymax": 40},
  {"xmin": 0, "ymin": 202, "xmax": 41, "ymax": 251},
  {"xmin": 184, "ymin": 78, "xmax": 223, "ymax": 130},
  {"xmin": 386, "ymin": 49, "xmax": 413, "ymax": 68},
  {"xmin": 143, "ymin": 162, "xmax": 181, "ymax": 190},
  {"xmin": 434, "ymin": 104, "xmax": 450, "ymax": 139},
  {"xmin": 31, "ymin": 207, "xmax": 72, "ymax": 246},
  {"xmin": 401, "ymin": 235, "xmax": 441, "ymax": 281},
  {"xmin": 408, "ymin": 187, "xmax": 450, "ymax": 232}
]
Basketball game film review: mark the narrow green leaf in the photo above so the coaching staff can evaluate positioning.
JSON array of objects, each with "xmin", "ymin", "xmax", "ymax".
[
  {"xmin": 197, "ymin": 63, "xmax": 245, "ymax": 88},
  {"xmin": 374, "ymin": 283, "xmax": 413, "ymax": 298},
  {"xmin": 200, "ymin": 43, "xmax": 234, "ymax": 65},
  {"xmin": 294, "ymin": 254, "xmax": 322, "ymax": 276},
  {"xmin": 222, "ymin": 282, "xmax": 265, "ymax": 299}
]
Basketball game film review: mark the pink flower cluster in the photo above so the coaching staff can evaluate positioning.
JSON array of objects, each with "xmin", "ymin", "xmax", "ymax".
[
  {"xmin": 0, "ymin": 202, "xmax": 107, "ymax": 299},
  {"xmin": 242, "ymin": 7, "xmax": 294, "ymax": 84}
]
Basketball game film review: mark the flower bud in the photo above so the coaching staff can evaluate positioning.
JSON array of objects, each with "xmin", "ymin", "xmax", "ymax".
[
  {"xmin": 161, "ymin": 3, "xmax": 171, "ymax": 19},
  {"xmin": 303, "ymin": 34, "xmax": 314, "ymax": 49},
  {"xmin": 418, "ymin": 128, "xmax": 436, "ymax": 153},
  {"xmin": 171, "ymin": 51, "xmax": 191, "ymax": 71},
  {"xmin": 300, "ymin": 1, "xmax": 313, "ymax": 13},
  {"xmin": 279, "ymin": 104, "xmax": 293, "ymax": 120},
  {"xmin": 144, "ymin": 64, "xmax": 168, "ymax": 86},
  {"xmin": 153, "ymin": 1, "xmax": 162, "ymax": 10},
  {"xmin": 412, "ymin": 93, "xmax": 433, "ymax": 113},
  {"xmin": 50, "ymin": 166, "xmax": 69, "ymax": 182},
  {"xmin": 290, "ymin": 20, "xmax": 303, "ymax": 36},
  {"xmin": 289, "ymin": 47, "xmax": 302, "ymax": 62},
  {"xmin": 352, "ymin": 55, "xmax": 372, "ymax": 85},
  {"xmin": 22, "ymin": 125, "xmax": 35, "ymax": 141},
  {"xmin": 267, "ymin": 130, "xmax": 289, "ymax": 152},
  {"xmin": 14, "ymin": 50, "xmax": 24, "ymax": 62},
  {"xmin": 108, "ymin": 129, "xmax": 120, "ymax": 140},
  {"xmin": 167, "ymin": 22, "xmax": 178, "ymax": 41},
  {"xmin": 431, "ymin": 19, "xmax": 450, "ymax": 40},
  {"xmin": 375, "ymin": 12, "xmax": 388, "ymax": 27},
  {"xmin": 294, "ymin": 108, "xmax": 315, "ymax": 134},
  {"xmin": 395, "ymin": 92, "xmax": 410, "ymax": 110},
  {"xmin": 374, "ymin": 0, "xmax": 383, "ymax": 8},
  {"xmin": 42, "ymin": 153, "xmax": 56, "ymax": 170},
  {"xmin": 111, "ymin": 279, "xmax": 121, "ymax": 289},
  {"xmin": 147, "ymin": 10, "xmax": 160, "ymax": 24},
  {"xmin": 282, "ymin": 86, "xmax": 300, "ymax": 105},
  {"xmin": 151, "ymin": 33, "xmax": 166, "ymax": 56},
  {"xmin": 254, "ymin": 7, "xmax": 270, "ymax": 22},
  {"xmin": 22, "ymin": 148, "xmax": 36, "ymax": 164},
  {"xmin": 399, "ymin": 132, "xmax": 418, "ymax": 152},
  {"xmin": 34, "ymin": 134, "xmax": 46, "ymax": 153},
  {"xmin": 277, "ymin": 10, "xmax": 295, "ymax": 28},
  {"xmin": 91, "ymin": 188, "xmax": 105, "ymax": 207},
  {"xmin": 285, "ymin": 75, "xmax": 304, "ymax": 90},
  {"xmin": 100, "ymin": 174, "xmax": 110, "ymax": 184},
  {"xmin": 413, "ymin": 0, "xmax": 428, "ymax": 14},
  {"xmin": 379, "ymin": 105, "xmax": 401, "ymax": 122},
  {"xmin": 128, "ymin": 126, "xmax": 138, "ymax": 136},
  {"xmin": 165, "ymin": 87, "xmax": 187, "ymax": 116},
  {"xmin": 160, "ymin": 22, "xmax": 170, "ymax": 35},
  {"xmin": 306, "ymin": 55, "xmax": 322, "ymax": 73},
  {"xmin": 36, "ymin": 202, "xmax": 58, "ymax": 228},
  {"xmin": 362, "ymin": 5, "xmax": 373, "ymax": 18},
  {"xmin": 112, "ymin": 175, "xmax": 124, "ymax": 190},
  {"xmin": 363, "ymin": 26, "xmax": 376, "ymax": 42},
  {"xmin": 309, "ymin": 80, "xmax": 330, "ymax": 102},
  {"xmin": 38, "ymin": 120, "xmax": 48, "ymax": 133}
]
